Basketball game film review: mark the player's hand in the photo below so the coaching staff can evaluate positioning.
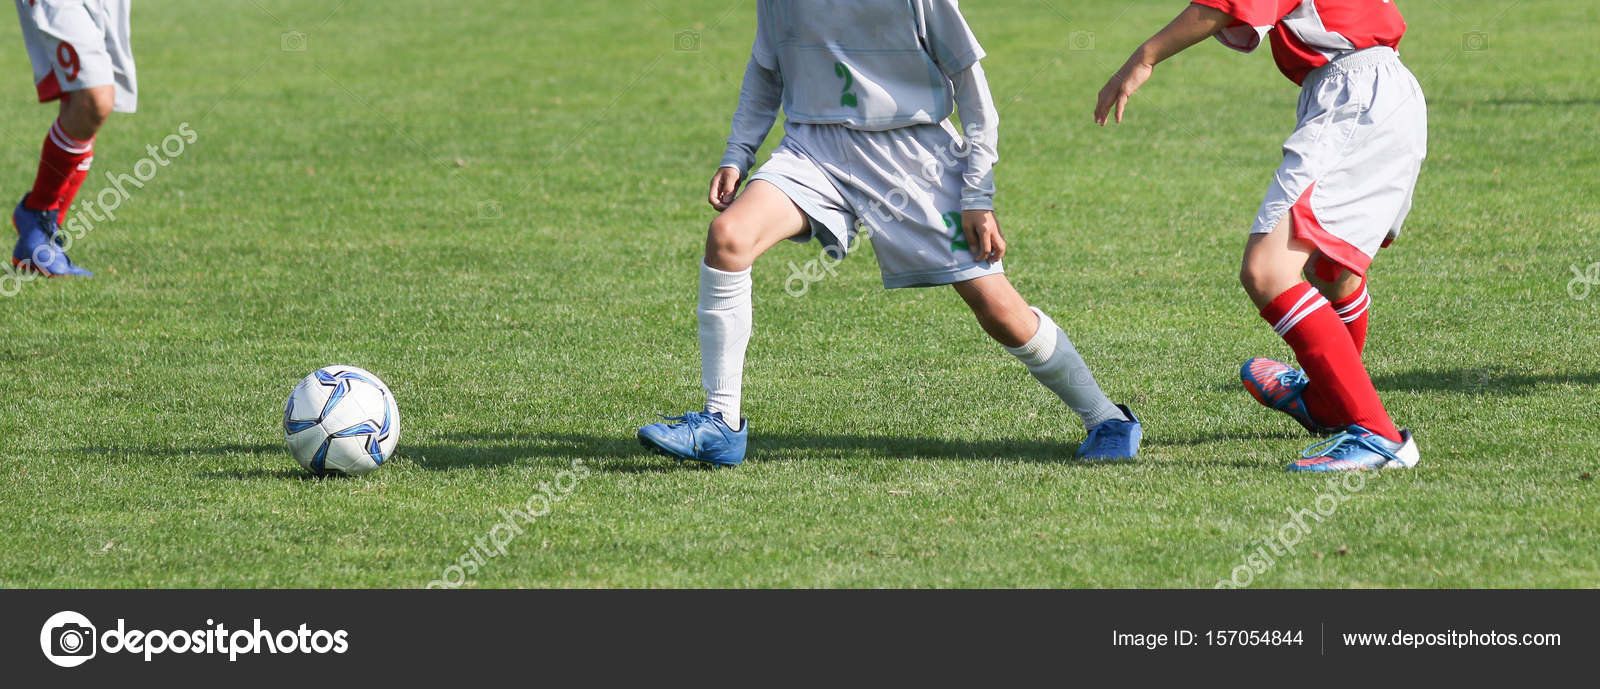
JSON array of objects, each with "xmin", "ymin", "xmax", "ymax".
[
  {"xmin": 709, "ymin": 166, "xmax": 742, "ymax": 211},
  {"xmin": 961, "ymin": 209, "xmax": 1006, "ymax": 264},
  {"xmin": 1094, "ymin": 60, "xmax": 1154, "ymax": 125}
]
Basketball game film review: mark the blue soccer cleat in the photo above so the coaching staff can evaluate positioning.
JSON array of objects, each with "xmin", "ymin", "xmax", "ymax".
[
  {"xmin": 1241, "ymin": 357, "xmax": 1333, "ymax": 435},
  {"xmin": 638, "ymin": 410, "xmax": 747, "ymax": 467},
  {"xmin": 1076, "ymin": 404, "xmax": 1142, "ymax": 460},
  {"xmin": 1288, "ymin": 425, "xmax": 1420, "ymax": 472},
  {"xmin": 12, "ymin": 196, "xmax": 91, "ymax": 277}
]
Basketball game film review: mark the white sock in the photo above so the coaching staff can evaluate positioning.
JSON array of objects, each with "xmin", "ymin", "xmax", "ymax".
[
  {"xmin": 698, "ymin": 259, "xmax": 752, "ymax": 426},
  {"xmin": 1005, "ymin": 307, "xmax": 1123, "ymax": 429}
]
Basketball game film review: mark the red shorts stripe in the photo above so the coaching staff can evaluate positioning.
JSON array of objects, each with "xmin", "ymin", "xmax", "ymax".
[
  {"xmin": 35, "ymin": 71, "xmax": 63, "ymax": 103},
  {"xmin": 1290, "ymin": 182, "xmax": 1374, "ymax": 280}
]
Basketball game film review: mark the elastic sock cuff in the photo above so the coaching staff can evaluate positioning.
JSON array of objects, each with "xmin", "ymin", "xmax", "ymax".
[
  {"xmin": 1080, "ymin": 404, "xmax": 1126, "ymax": 430},
  {"xmin": 1003, "ymin": 307, "xmax": 1055, "ymax": 366},
  {"xmin": 49, "ymin": 119, "xmax": 94, "ymax": 153},
  {"xmin": 699, "ymin": 259, "xmax": 752, "ymax": 307}
]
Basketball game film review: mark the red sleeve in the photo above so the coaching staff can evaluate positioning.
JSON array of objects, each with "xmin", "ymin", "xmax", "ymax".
[
  {"xmin": 1189, "ymin": 0, "xmax": 1292, "ymax": 53},
  {"xmin": 1189, "ymin": 0, "xmax": 1287, "ymax": 27}
]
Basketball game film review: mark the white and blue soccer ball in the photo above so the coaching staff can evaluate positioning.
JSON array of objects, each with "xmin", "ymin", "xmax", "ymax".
[{"xmin": 283, "ymin": 365, "xmax": 400, "ymax": 476}]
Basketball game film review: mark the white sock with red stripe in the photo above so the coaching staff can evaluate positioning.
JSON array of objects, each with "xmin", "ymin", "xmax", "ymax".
[{"xmin": 1005, "ymin": 307, "xmax": 1124, "ymax": 430}]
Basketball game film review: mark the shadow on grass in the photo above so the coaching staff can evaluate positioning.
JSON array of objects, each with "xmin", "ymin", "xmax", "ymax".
[
  {"xmin": 199, "ymin": 467, "xmax": 328, "ymax": 481},
  {"xmin": 396, "ymin": 432, "xmax": 1087, "ymax": 472},
  {"xmin": 82, "ymin": 443, "xmax": 283, "ymax": 457},
  {"xmin": 407, "ymin": 430, "xmax": 1307, "ymax": 472},
  {"xmin": 88, "ymin": 427, "xmax": 1319, "ymax": 477},
  {"xmin": 1372, "ymin": 367, "xmax": 1600, "ymax": 395},
  {"xmin": 1207, "ymin": 367, "xmax": 1600, "ymax": 396}
]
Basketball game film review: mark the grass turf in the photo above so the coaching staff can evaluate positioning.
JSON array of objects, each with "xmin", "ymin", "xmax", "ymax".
[{"xmin": 0, "ymin": 0, "xmax": 1595, "ymax": 588}]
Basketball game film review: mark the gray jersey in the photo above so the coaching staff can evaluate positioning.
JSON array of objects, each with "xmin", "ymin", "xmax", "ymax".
[
  {"xmin": 721, "ymin": 0, "xmax": 997, "ymax": 210},
  {"xmin": 753, "ymin": 0, "xmax": 983, "ymax": 130}
]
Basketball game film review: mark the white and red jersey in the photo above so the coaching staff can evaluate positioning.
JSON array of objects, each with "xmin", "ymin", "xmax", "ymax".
[{"xmin": 1190, "ymin": 0, "xmax": 1406, "ymax": 84}]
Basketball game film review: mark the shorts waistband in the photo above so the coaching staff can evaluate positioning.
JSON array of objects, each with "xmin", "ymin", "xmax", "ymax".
[{"xmin": 1303, "ymin": 46, "xmax": 1398, "ymax": 86}]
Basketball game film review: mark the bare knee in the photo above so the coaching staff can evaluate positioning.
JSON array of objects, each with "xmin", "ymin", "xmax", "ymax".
[
  {"xmin": 1240, "ymin": 215, "xmax": 1321, "ymax": 309},
  {"xmin": 1240, "ymin": 255, "xmax": 1297, "ymax": 308},
  {"xmin": 705, "ymin": 214, "xmax": 759, "ymax": 272},
  {"xmin": 59, "ymin": 88, "xmax": 114, "ymax": 140}
]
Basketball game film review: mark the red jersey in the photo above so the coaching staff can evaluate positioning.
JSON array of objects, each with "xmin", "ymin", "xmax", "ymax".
[{"xmin": 1189, "ymin": 0, "xmax": 1407, "ymax": 84}]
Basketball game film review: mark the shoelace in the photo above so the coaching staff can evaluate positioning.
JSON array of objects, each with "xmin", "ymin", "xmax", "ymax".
[
  {"xmin": 1275, "ymin": 368, "xmax": 1307, "ymax": 390},
  {"xmin": 660, "ymin": 411, "xmax": 712, "ymax": 429},
  {"xmin": 1082, "ymin": 421, "xmax": 1122, "ymax": 453},
  {"xmin": 1301, "ymin": 431, "xmax": 1398, "ymax": 461}
]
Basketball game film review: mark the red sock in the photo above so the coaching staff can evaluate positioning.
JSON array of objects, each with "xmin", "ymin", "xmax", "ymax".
[
  {"xmin": 1260, "ymin": 282, "xmax": 1400, "ymax": 441},
  {"xmin": 27, "ymin": 118, "xmax": 95, "ymax": 214},
  {"xmin": 1331, "ymin": 277, "xmax": 1370, "ymax": 356}
]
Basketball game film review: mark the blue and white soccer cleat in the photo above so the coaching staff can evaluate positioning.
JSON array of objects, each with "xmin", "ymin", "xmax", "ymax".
[
  {"xmin": 1076, "ymin": 404, "xmax": 1142, "ymax": 460},
  {"xmin": 1241, "ymin": 357, "xmax": 1333, "ymax": 435},
  {"xmin": 637, "ymin": 410, "xmax": 747, "ymax": 467},
  {"xmin": 1288, "ymin": 425, "xmax": 1419, "ymax": 472},
  {"xmin": 12, "ymin": 196, "xmax": 91, "ymax": 277}
]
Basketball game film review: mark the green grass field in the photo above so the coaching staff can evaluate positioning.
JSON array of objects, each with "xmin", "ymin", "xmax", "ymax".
[{"xmin": 1, "ymin": 0, "xmax": 1596, "ymax": 588}]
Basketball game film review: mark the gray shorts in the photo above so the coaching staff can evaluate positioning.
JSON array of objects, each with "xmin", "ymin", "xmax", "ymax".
[
  {"xmin": 750, "ymin": 121, "xmax": 1003, "ymax": 288},
  {"xmin": 1252, "ymin": 46, "xmax": 1427, "ymax": 278}
]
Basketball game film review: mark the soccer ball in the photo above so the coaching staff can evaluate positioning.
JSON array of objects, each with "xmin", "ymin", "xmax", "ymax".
[{"xmin": 283, "ymin": 365, "xmax": 400, "ymax": 476}]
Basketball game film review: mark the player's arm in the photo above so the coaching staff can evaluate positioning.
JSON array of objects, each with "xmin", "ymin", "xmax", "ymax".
[
  {"xmin": 950, "ymin": 61, "xmax": 1004, "ymax": 263},
  {"xmin": 1093, "ymin": 3, "xmax": 1233, "ymax": 125},
  {"xmin": 712, "ymin": 58, "xmax": 783, "ymax": 210}
]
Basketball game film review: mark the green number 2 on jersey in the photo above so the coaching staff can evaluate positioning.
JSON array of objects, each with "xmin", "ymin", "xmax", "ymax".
[
  {"xmin": 941, "ymin": 211, "xmax": 969, "ymax": 252},
  {"xmin": 834, "ymin": 62, "xmax": 858, "ymax": 108}
]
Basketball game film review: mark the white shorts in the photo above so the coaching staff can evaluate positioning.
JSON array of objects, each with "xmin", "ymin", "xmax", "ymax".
[
  {"xmin": 1252, "ymin": 46, "xmax": 1426, "ymax": 278},
  {"xmin": 750, "ymin": 121, "xmax": 1003, "ymax": 289},
  {"xmin": 15, "ymin": 0, "xmax": 136, "ymax": 112}
]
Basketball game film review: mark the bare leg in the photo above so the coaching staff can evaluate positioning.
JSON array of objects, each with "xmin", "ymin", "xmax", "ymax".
[
  {"xmin": 704, "ymin": 180, "xmax": 808, "ymax": 272},
  {"xmin": 698, "ymin": 180, "xmax": 809, "ymax": 423},
  {"xmin": 58, "ymin": 85, "xmax": 115, "ymax": 141},
  {"xmin": 1239, "ymin": 214, "xmax": 1318, "ymax": 309},
  {"xmin": 951, "ymin": 273, "xmax": 1035, "ymax": 348}
]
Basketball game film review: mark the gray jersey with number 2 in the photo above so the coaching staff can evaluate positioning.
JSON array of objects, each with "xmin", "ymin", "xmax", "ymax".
[
  {"xmin": 721, "ymin": 0, "xmax": 997, "ymax": 211},
  {"xmin": 751, "ymin": 0, "xmax": 984, "ymax": 129}
]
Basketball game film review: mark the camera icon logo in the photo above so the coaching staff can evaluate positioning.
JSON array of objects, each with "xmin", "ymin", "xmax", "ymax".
[
  {"xmin": 1462, "ymin": 31, "xmax": 1489, "ymax": 52},
  {"xmin": 1068, "ymin": 31, "xmax": 1096, "ymax": 52},
  {"xmin": 281, "ymin": 31, "xmax": 308, "ymax": 52},
  {"xmin": 39, "ymin": 611, "xmax": 97, "ymax": 667},
  {"xmin": 476, "ymin": 199, "xmax": 502, "ymax": 220},
  {"xmin": 674, "ymin": 30, "xmax": 701, "ymax": 52}
]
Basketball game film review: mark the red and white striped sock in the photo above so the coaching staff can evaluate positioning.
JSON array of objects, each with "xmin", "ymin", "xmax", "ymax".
[
  {"xmin": 1261, "ymin": 282, "xmax": 1400, "ymax": 442},
  {"xmin": 26, "ymin": 118, "xmax": 95, "ymax": 214},
  {"xmin": 1331, "ymin": 278, "xmax": 1371, "ymax": 357}
]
